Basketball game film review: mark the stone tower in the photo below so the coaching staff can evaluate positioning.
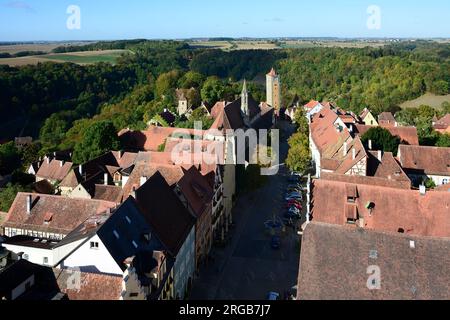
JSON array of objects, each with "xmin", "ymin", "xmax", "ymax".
[
  {"xmin": 241, "ymin": 79, "xmax": 249, "ymax": 116},
  {"xmin": 266, "ymin": 68, "xmax": 281, "ymax": 110}
]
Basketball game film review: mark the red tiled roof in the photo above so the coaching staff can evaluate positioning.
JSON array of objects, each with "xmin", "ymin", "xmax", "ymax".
[
  {"xmin": 310, "ymin": 107, "xmax": 351, "ymax": 156},
  {"xmin": 53, "ymin": 269, "xmax": 123, "ymax": 300},
  {"xmin": 178, "ymin": 166, "xmax": 213, "ymax": 218},
  {"xmin": 122, "ymin": 162, "xmax": 186, "ymax": 199},
  {"xmin": 297, "ymin": 222, "xmax": 450, "ymax": 300},
  {"xmin": 355, "ymin": 124, "xmax": 419, "ymax": 145},
  {"xmin": 119, "ymin": 126, "xmax": 209, "ymax": 152},
  {"xmin": 91, "ymin": 185, "xmax": 123, "ymax": 203},
  {"xmin": 3, "ymin": 193, "xmax": 116, "ymax": 235},
  {"xmin": 311, "ymin": 179, "xmax": 450, "ymax": 238},
  {"xmin": 304, "ymin": 100, "xmax": 320, "ymax": 110},
  {"xmin": 433, "ymin": 114, "xmax": 450, "ymax": 130},
  {"xmin": 367, "ymin": 151, "xmax": 411, "ymax": 184},
  {"xmin": 378, "ymin": 112, "xmax": 396, "ymax": 122},
  {"xmin": 398, "ymin": 145, "xmax": 450, "ymax": 176},
  {"xmin": 36, "ymin": 159, "xmax": 73, "ymax": 182},
  {"xmin": 321, "ymin": 172, "xmax": 412, "ymax": 189}
]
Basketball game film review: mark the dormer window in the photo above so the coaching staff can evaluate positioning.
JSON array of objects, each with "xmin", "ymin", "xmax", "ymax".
[{"xmin": 44, "ymin": 212, "xmax": 53, "ymax": 224}]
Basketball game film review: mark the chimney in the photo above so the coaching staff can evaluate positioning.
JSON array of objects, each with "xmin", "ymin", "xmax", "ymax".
[
  {"xmin": 378, "ymin": 150, "xmax": 382, "ymax": 162},
  {"xmin": 343, "ymin": 142, "xmax": 348, "ymax": 156},
  {"xmin": 79, "ymin": 165, "xmax": 83, "ymax": 175},
  {"xmin": 104, "ymin": 173, "xmax": 108, "ymax": 186},
  {"xmin": 60, "ymin": 160, "xmax": 64, "ymax": 168},
  {"xmin": 46, "ymin": 157, "xmax": 50, "ymax": 165},
  {"xmin": 140, "ymin": 176, "xmax": 148, "ymax": 187},
  {"xmin": 131, "ymin": 187, "xmax": 137, "ymax": 199},
  {"xmin": 419, "ymin": 185, "xmax": 426, "ymax": 196},
  {"xmin": 368, "ymin": 140, "xmax": 373, "ymax": 150},
  {"xmin": 26, "ymin": 195, "xmax": 32, "ymax": 214},
  {"xmin": 352, "ymin": 148, "xmax": 356, "ymax": 160},
  {"xmin": 119, "ymin": 150, "xmax": 123, "ymax": 159}
]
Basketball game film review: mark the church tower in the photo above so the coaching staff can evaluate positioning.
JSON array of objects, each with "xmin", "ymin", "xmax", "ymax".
[
  {"xmin": 266, "ymin": 68, "xmax": 281, "ymax": 110},
  {"xmin": 241, "ymin": 79, "xmax": 249, "ymax": 116}
]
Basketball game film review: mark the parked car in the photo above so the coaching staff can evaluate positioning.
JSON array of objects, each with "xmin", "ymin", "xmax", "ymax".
[
  {"xmin": 285, "ymin": 192, "xmax": 303, "ymax": 201},
  {"xmin": 267, "ymin": 292, "xmax": 280, "ymax": 300},
  {"xmin": 285, "ymin": 202, "xmax": 302, "ymax": 210},
  {"xmin": 286, "ymin": 195, "xmax": 302, "ymax": 202},
  {"xmin": 271, "ymin": 236, "xmax": 281, "ymax": 249}
]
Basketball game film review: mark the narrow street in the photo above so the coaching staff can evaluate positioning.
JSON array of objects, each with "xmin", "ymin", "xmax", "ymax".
[{"xmin": 190, "ymin": 122, "xmax": 302, "ymax": 300}]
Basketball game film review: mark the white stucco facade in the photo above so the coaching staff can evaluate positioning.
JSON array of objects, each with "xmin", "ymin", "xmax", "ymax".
[{"xmin": 60, "ymin": 235, "xmax": 123, "ymax": 275}]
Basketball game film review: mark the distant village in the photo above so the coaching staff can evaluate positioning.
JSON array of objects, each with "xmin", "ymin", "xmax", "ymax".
[{"xmin": 1, "ymin": 67, "xmax": 450, "ymax": 300}]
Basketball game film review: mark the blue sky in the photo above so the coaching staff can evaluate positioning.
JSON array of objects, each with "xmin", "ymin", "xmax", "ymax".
[{"xmin": 0, "ymin": 0, "xmax": 449, "ymax": 41}]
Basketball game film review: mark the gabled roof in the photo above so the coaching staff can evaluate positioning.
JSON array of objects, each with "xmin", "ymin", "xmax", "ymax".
[
  {"xmin": 135, "ymin": 172, "xmax": 196, "ymax": 256},
  {"xmin": 398, "ymin": 145, "xmax": 450, "ymax": 176},
  {"xmin": 177, "ymin": 166, "xmax": 214, "ymax": 218},
  {"xmin": 297, "ymin": 222, "xmax": 450, "ymax": 300},
  {"xmin": 119, "ymin": 126, "xmax": 208, "ymax": 152},
  {"xmin": 122, "ymin": 162, "xmax": 186, "ymax": 199},
  {"xmin": 311, "ymin": 179, "xmax": 450, "ymax": 238},
  {"xmin": 310, "ymin": 107, "xmax": 351, "ymax": 156},
  {"xmin": 91, "ymin": 185, "xmax": 123, "ymax": 203},
  {"xmin": 304, "ymin": 100, "xmax": 321, "ymax": 111},
  {"xmin": 368, "ymin": 151, "xmax": 411, "ymax": 182},
  {"xmin": 433, "ymin": 114, "xmax": 450, "ymax": 129},
  {"xmin": 36, "ymin": 159, "xmax": 73, "ymax": 182},
  {"xmin": 97, "ymin": 197, "xmax": 164, "ymax": 271},
  {"xmin": 3, "ymin": 193, "xmax": 116, "ymax": 235},
  {"xmin": 378, "ymin": 112, "xmax": 396, "ymax": 123},
  {"xmin": 267, "ymin": 68, "xmax": 277, "ymax": 77}
]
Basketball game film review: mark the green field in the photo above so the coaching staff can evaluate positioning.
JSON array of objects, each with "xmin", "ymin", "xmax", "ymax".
[{"xmin": 41, "ymin": 51, "xmax": 126, "ymax": 65}]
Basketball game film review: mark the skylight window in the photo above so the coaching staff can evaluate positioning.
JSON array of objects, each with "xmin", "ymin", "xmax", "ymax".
[
  {"xmin": 132, "ymin": 241, "xmax": 138, "ymax": 249},
  {"xmin": 125, "ymin": 216, "xmax": 131, "ymax": 224},
  {"xmin": 113, "ymin": 230, "xmax": 120, "ymax": 239}
]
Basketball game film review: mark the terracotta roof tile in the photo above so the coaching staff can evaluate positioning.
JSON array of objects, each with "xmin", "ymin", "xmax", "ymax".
[
  {"xmin": 298, "ymin": 222, "xmax": 450, "ymax": 300},
  {"xmin": 367, "ymin": 151, "xmax": 411, "ymax": 184},
  {"xmin": 91, "ymin": 185, "xmax": 123, "ymax": 203},
  {"xmin": 36, "ymin": 159, "xmax": 73, "ymax": 182},
  {"xmin": 53, "ymin": 269, "xmax": 123, "ymax": 300},
  {"xmin": 398, "ymin": 145, "xmax": 450, "ymax": 176},
  {"xmin": 321, "ymin": 172, "xmax": 412, "ymax": 189},
  {"xmin": 311, "ymin": 179, "xmax": 450, "ymax": 238},
  {"xmin": 434, "ymin": 114, "xmax": 450, "ymax": 130},
  {"xmin": 3, "ymin": 193, "xmax": 116, "ymax": 235}
]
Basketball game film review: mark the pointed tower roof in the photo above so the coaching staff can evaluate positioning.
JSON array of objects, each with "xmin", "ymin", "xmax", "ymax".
[
  {"xmin": 267, "ymin": 68, "xmax": 277, "ymax": 77},
  {"xmin": 242, "ymin": 79, "xmax": 248, "ymax": 93}
]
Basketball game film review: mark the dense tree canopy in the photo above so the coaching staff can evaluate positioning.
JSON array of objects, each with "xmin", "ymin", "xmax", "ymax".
[
  {"xmin": 360, "ymin": 127, "xmax": 401, "ymax": 154},
  {"xmin": 72, "ymin": 121, "xmax": 121, "ymax": 164}
]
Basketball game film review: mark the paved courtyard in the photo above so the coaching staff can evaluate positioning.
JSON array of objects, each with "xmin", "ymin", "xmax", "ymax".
[{"xmin": 190, "ymin": 122, "xmax": 303, "ymax": 300}]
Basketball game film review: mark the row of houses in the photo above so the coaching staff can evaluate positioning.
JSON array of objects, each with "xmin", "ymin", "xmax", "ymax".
[
  {"xmin": 296, "ymin": 101, "xmax": 450, "ymax": 300},
  {"xmin": 305, "ymin": 102, "xmax": 449, "ymax": 187},
  {"xmin": 0, "ymin": 69, "xmax": 279, "ymax": 301}
]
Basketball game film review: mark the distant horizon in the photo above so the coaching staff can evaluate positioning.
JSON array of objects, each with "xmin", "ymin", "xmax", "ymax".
[
  {"xmin": 1, "ymin": 36, "xmax": 450, "ymax": 44},
  {"xmin": 1, "ymin": 0, "xmax": 450, "ymax": 42}
]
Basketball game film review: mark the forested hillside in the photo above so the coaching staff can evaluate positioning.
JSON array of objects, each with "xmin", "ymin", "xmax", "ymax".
[{"xmin": 0, "ymin": 39, "xmax": 449, "ymax": 159}]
